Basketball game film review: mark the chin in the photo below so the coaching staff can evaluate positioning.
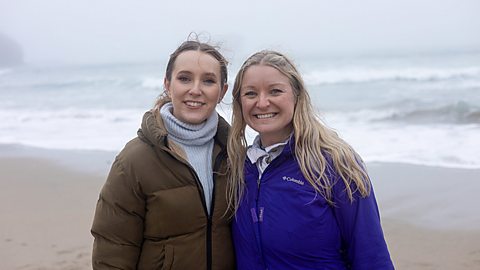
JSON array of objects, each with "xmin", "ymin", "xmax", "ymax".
[{"xmin": 191, "ymin": 117, "xmax": 208, "ymax": 124}]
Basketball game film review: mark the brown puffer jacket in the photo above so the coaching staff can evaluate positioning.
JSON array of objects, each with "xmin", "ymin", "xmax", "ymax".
[{"xmin": 91, "ymin": 109, "xmax": 235, "ymax": 270}]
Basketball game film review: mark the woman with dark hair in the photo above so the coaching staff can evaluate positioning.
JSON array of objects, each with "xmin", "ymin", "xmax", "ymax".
[{"xmin": 91, "ymin": 39, "xmax": 234, "ymax": 270}]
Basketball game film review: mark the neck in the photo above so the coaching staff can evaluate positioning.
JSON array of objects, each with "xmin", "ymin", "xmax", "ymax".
[
  {"xmin": 160, "ymin": 102, "xmax": 218, "ymax": 146},
  {"xmin": 260, "ymin": 127, "xmax": 293, "ymax": 147}
]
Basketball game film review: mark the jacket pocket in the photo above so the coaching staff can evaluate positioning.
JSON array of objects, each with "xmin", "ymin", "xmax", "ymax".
[
  {"xmin": 145, "ymin": 185, "xmax": 205, "ymax": 238},
  {"xmin": 162, "ymin": 245, "xmax": 174, "ymax": 270}
]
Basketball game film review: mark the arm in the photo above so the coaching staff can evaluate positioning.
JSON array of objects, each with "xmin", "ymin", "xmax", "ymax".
[
  {"xmin": 91, "ymin": 157, "xmax": 146, "ymax": 269},
  {"xmin": 332, "ymin": 176, "xmax": 394, "ymax": 270}
]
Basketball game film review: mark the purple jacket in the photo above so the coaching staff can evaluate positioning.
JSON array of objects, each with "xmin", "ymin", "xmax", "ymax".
[{"xmin": 232, "ymin": 140, "xmax": 394, "ymax": 270}]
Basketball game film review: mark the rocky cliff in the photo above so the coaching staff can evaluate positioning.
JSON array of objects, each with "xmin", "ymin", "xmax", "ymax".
[{"xmin": 0, "ymin": 33, "xmax": 24, "ymax": 67}]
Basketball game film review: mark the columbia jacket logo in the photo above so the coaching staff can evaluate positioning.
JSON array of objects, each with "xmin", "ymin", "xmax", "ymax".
[{"xmin": 282, "ymin": 176, "xmax": 304, "ymax": 186}]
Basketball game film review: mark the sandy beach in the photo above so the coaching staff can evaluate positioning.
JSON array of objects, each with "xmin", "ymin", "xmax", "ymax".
[
  {"xmin": 0, "ymin": 144, "xmax": 114, "ymax": 270},
  {"xmin": 369, "ymin": 163, "xmax": 480, "ymax": 269},
  {"xmin": 1, "ymin": 144, "xmax": 479, "ymax": 269}
]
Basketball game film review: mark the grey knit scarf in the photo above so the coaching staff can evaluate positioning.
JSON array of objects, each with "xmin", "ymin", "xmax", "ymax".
[{"xmin": 160, "ymin": 102, "xmax": 218, "ymax": 214}]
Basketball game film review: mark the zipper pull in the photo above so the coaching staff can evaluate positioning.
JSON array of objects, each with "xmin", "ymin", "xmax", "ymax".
[
  {"xmin": 250, "ymin": 207, "xmax": 265, "ymax": 223},
  {"xmin": 251, "ymin": 208, "xmax": 258, "ymax": 223}
]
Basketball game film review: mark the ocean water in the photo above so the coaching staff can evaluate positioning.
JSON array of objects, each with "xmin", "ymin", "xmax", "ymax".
[{"xmin": 1, "ymin": 51, "xmax": 479, "ymax": 169}]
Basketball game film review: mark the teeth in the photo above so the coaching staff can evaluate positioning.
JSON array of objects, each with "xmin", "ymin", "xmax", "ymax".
[
  {"xmin": 186, "ymin": 101, "xmax": 203, "ymax": 107},
  {"xmin": 256, "ymin": 113, "xmax": 275, "ymax": 119}
]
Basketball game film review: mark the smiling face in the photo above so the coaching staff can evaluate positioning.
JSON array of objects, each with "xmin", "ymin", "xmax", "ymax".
[
  {"xmin": 165, "ymin": 50, "xmax": 227, "ymax": 124},
  {"xmin": 240, "ymin": 64, "xmax": 296, "ymax": 146}
]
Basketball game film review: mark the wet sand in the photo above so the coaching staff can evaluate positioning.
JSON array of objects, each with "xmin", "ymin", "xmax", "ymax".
[{"xmin": 1, "ymin": 145, "xmax": 479, "ymax": 269}]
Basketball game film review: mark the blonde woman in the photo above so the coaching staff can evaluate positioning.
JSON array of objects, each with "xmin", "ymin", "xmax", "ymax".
[{"xmin": 228, "ymin": 50, "xmax": 394, "ymax": 269}]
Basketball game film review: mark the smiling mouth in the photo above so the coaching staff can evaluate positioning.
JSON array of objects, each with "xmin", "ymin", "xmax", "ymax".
[
  {"xmin": 185, "ymin": 101, "xmax": 205, "ymax": 107},
  {"xmin": 255, "ymin": 113, "xmax": 276, "ymax": 119}
]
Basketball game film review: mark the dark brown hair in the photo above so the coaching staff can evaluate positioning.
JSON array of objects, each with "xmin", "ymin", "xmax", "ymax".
[
  {"xmin": 165, "ymin": 40, "xmax": 228, "ymax": 87},
  {"xmin": 154, "ymin": 38, "xmax": 228, "ymax": 109}
]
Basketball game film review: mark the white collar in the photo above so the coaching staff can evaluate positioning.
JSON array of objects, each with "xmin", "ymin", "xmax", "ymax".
[{"xmin": 246, "ymin": 135, "xmax": 290, "ymax": 164}]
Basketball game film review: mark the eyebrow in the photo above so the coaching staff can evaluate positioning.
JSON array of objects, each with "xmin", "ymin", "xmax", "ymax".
[
  {"xmin": 203, "ymin": 72, "xmax": 218, "ymax": 78},
  {"xmin": 269, "ymin": 82, "xmax": 288, "ymax": 88},
  {"xmin": 242, "ymin": 82, "xmax": 288, "ymax": 89},
  {"xmin": 177, "ymin": 70, "xmax": 218, "ymax": 78}
]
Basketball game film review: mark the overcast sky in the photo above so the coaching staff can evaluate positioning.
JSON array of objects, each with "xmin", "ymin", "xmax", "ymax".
[{"xmin": 1, "ymin": 0, "xmax": 479, "ymax": 65}]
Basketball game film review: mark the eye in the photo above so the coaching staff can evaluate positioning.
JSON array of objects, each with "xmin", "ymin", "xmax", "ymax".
[
  {"xmin": 204, "ymin": 78, "xmax": 216, "ymax": 85},
  {"xmin": 271, "ymin": 88, "xmax": 284, "ymax": 95},
  {"xmin": 177, "ymin": 75, "xmax": 191, "ymax": 82},
  {"xmin": 242, "ymin": 90, "xmax": 257, "ymax": 98}
]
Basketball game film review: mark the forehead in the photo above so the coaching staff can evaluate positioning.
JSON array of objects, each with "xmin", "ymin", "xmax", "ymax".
[
  {"xmin": 173, "ymin": 50, "xmax": 221, "ymax": 75},
  {"xmin": 242, "ymin": 65, "xmax": 290, "ymax": 85}
]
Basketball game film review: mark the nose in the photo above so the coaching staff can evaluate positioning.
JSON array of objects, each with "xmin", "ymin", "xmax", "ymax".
[
  {"xmin": 189, "ymin": 80, "xmax": 202, "ymax": 96},
  {"xmin": 256, "ymin": 93, "xmax": 270, "ymax": 108}
]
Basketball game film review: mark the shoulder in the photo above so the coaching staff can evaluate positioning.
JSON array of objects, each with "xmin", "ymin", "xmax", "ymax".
[
  {"xmin": 119, "ymin": 137, "xmax": 156, "ymax": 163},
  {"xmin": 113, "ymin": 137, "xmax": 165, "ymax": 178},
  {"xmin": 320, "ymin": 150, "xmax": 341, "ymax": 182},
  {"xmin": 215, "ymin": 114, "xmax": 230, "ymax": 147}
]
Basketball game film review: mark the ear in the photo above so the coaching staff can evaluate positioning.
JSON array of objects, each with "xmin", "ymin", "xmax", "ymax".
[
  {"xmin": 164, "ymin": 77, "xmax": 170, "ymax": 97},
  {"xmin": 218, "ymin": 83, "xmax": 228, "ymax": 103}
]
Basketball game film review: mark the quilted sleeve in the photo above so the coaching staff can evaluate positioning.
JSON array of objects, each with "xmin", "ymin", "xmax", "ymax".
[{"xmin": 91, "ymin": 157, "xmax": 146, "ymax": 269}]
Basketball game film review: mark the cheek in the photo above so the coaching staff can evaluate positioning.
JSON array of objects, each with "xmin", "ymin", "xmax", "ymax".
[
  {"xmin": 240, "ymin": 102, "xmax": 250, "ymax": 118},
  {"xmin": 207, "ymin": 87, "xmax": 223, "ymax": 101},
  {"xmin": 285, "ymin": 99, "xmax": 296, "ymax": 119}
]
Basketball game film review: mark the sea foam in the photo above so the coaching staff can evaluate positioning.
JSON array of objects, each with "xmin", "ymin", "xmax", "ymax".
[
  {"xmin": 303, "ymin": 66, "xmax": 480, "ymax": 85},
  {"xmin": 1, "ymin": 54, "xmax": 479, "ymax": 169}
]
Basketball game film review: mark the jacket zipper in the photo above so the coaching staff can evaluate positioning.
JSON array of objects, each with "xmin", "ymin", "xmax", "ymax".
[
  {"xmin": 165, "ymin": 144, "xmax": 226, "ymax": 270},
  {"xmin": 252, "ymin": 155, "xmax": 286, "ymax": 270},
  {"xmin": 196, "ymin": 149, "xmax": 226, "ymax": 270},
  {"xmin": 188, "ymin": 167, "xmax": 212, "ymax": 270},
  {"xmin": 254, "ymin": 169, "xmax": 268, "ymax": 269},
  {"xmin": 207, "ymin": 150, "xmax": 226, "ymax": 270}
]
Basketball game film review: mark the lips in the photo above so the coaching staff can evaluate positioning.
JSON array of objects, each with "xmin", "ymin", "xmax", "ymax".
[
  {"xmin": 255, "ymin": 113, "xmax": 276, "ymax": 119},
  {"xmin": 184, "ymin": 101, "xmax": 205, "ymax": 107}
]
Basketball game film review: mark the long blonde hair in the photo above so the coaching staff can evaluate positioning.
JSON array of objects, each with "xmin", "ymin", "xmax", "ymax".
[{"xmin": 227, "ymin": 50, "xmax": 371, "ymax": 212}]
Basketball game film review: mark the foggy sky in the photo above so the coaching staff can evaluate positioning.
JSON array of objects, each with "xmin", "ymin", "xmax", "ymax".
[{"xmin": 1, "ymin": 0, "xmax": 479, "ymax": 65}]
